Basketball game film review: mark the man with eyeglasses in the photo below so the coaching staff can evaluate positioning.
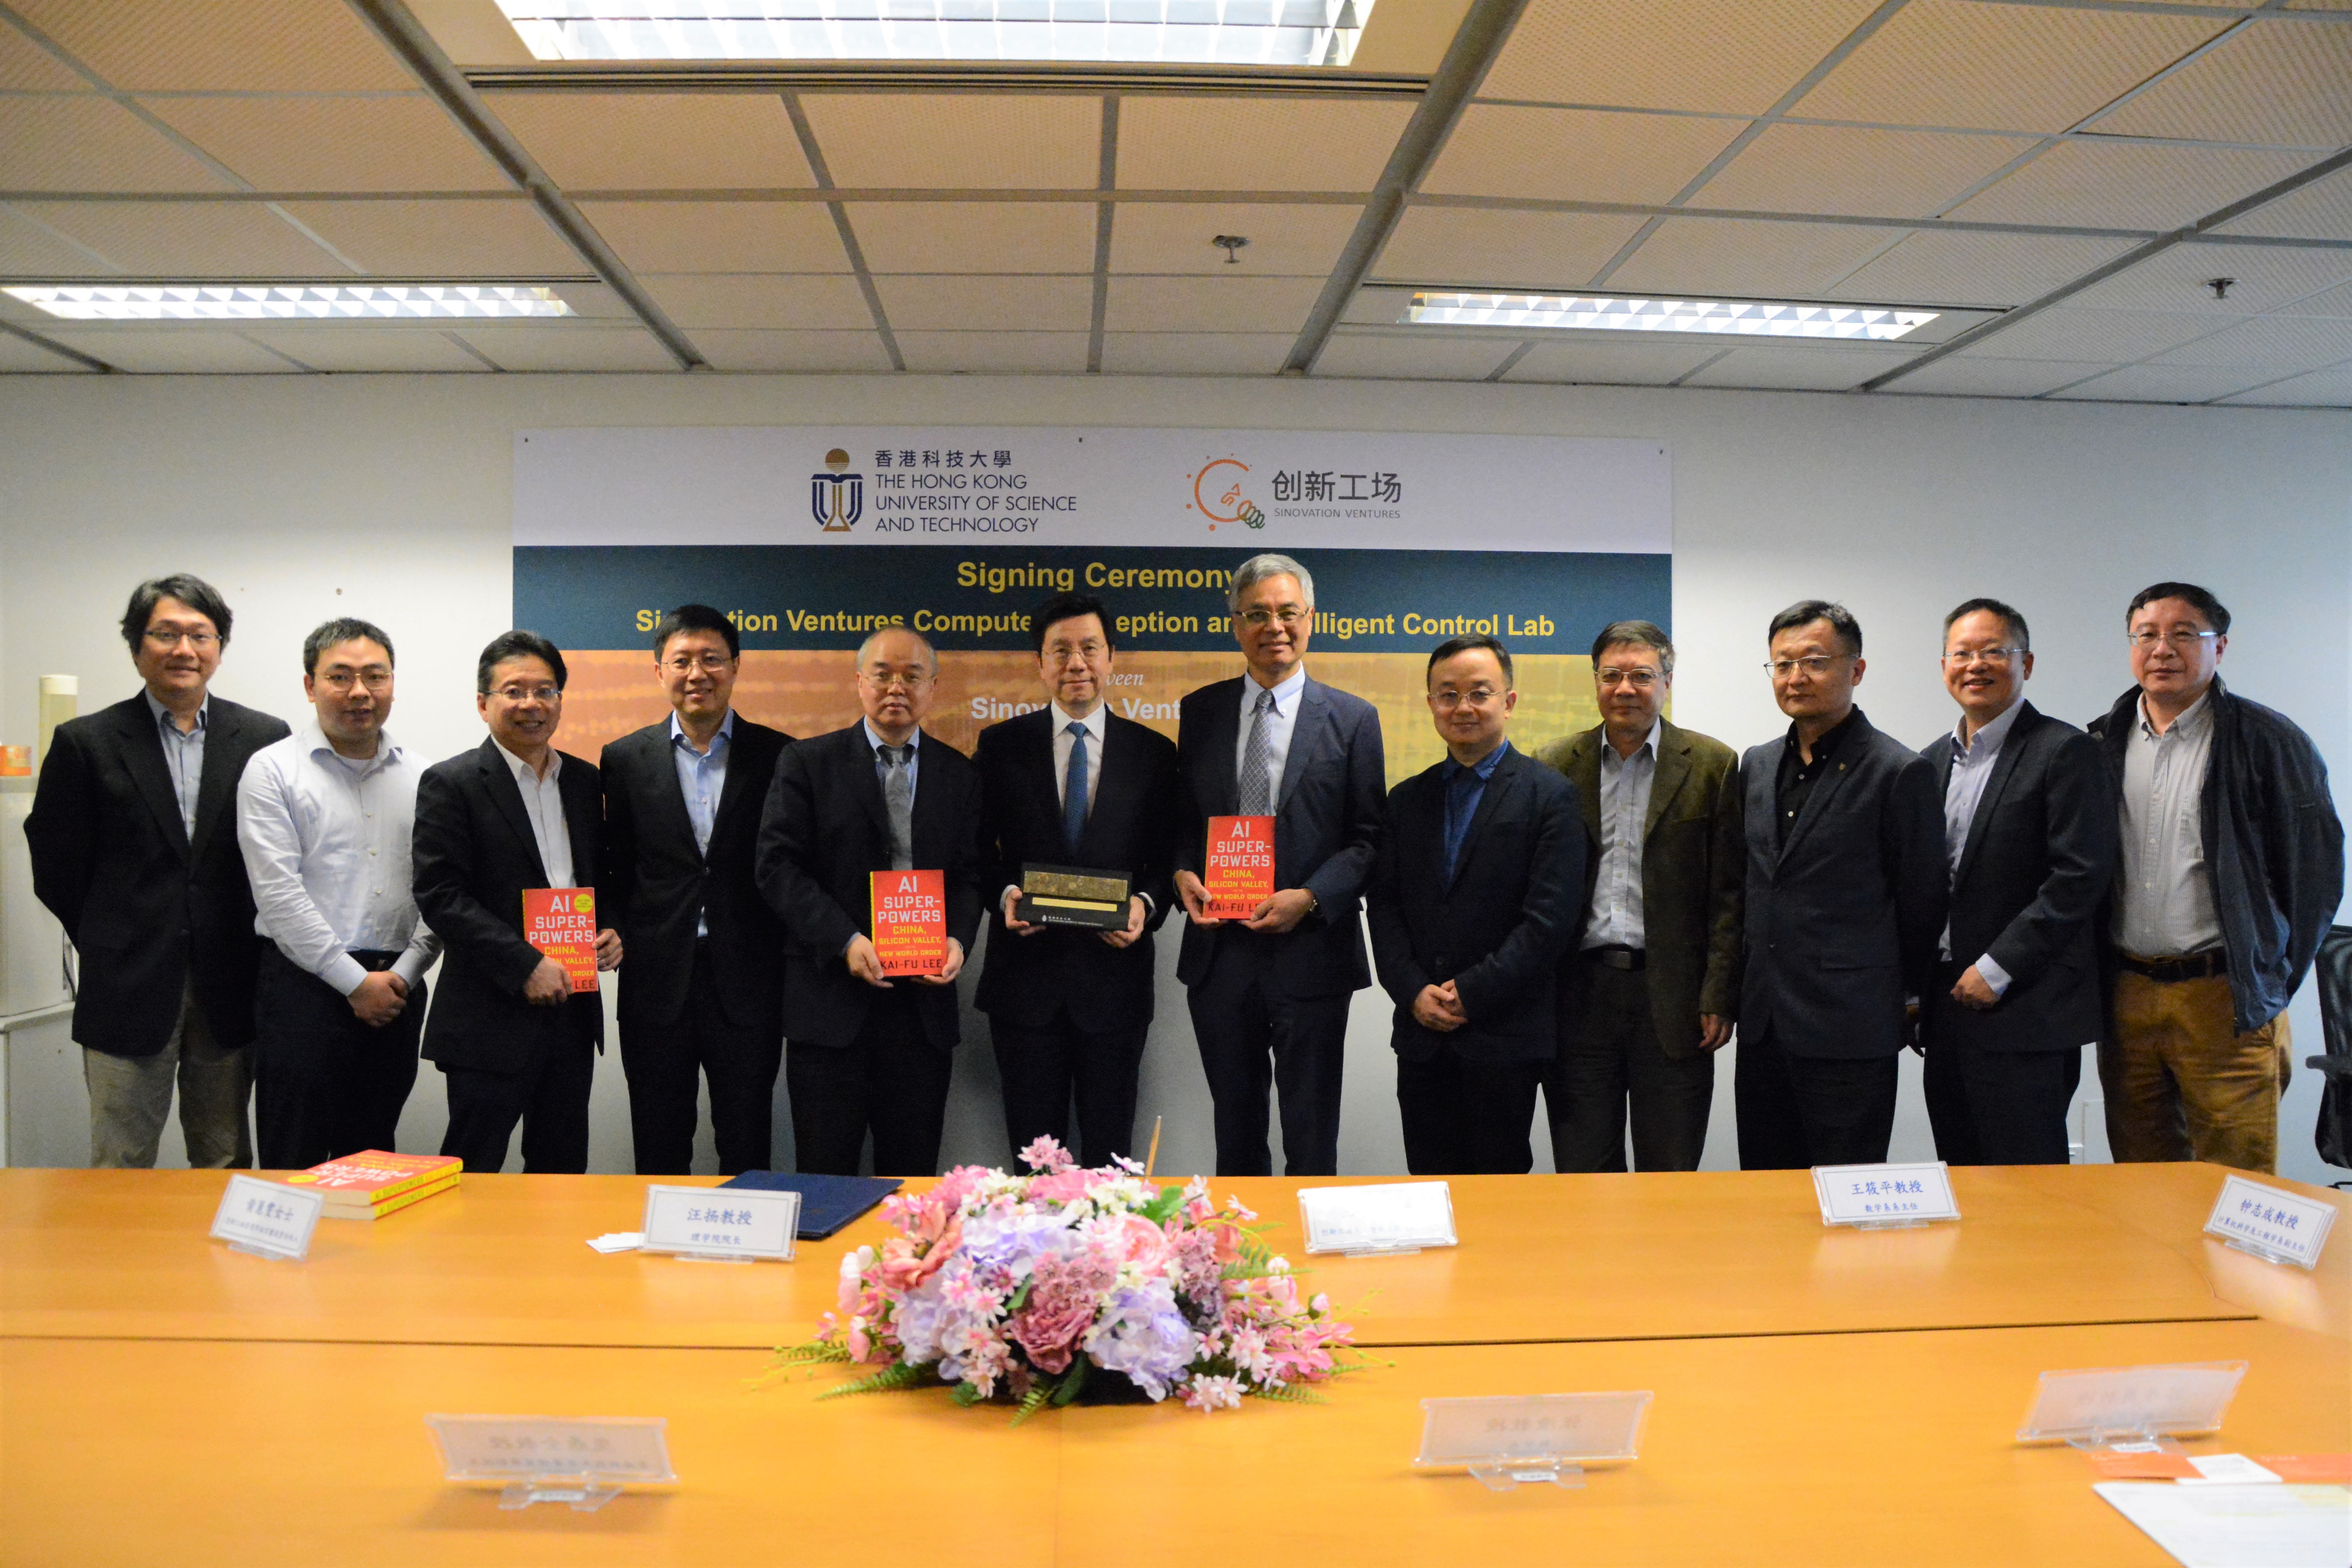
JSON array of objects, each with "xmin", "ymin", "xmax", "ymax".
[
  {"xmin": 236, "ymin": 617, "xmax": 440, "ymax": 1169},
  {"xmin": 1736, "ymin": 600, "xmax": 1945, "ymax": 1169},
  {"xmin": 755, "ymin": 626, "xmax": 984, "ymax": 1176},
  {"xmin": 413, "ymin": 631, "xmax": 620, "ymax": 1174},
  {"xmin": 600, "ymin": 605, "xmax": 794, "ymax": 1176},
  {"xmin": 1536, "ymin": 621, "xmax": 1743, "ymax": 1173},
  {"xmin": 1917, "ymin": 599, "xmax": 2116, "ymax": 1167},
  {"xmin": 1172, "ymin": 552, "xmax": 1383, "ymax": 1177},
  {"xmin": 28, "ymin": 573, "xmax": 289, "ymax": 1168},
  {"xmin": 1369, "ymin": 635, "xmax": 1580, "ymax": 1173},
  {"xmin": 2089, "ymin": 582, "xmax": 2342, "ymax": 1175}
]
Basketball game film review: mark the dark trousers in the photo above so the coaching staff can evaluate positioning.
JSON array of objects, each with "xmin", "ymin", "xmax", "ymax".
[
  {"xmin": 786, "ymin": 992, "xmax": 953, "ymax": 1177},
  {"xmin": 990, "ymin": 1007, "xmax": 1149, "ymax": 1169},
  {"xmin": 437, "ymin": 1035, "xmax": 594, "ymax": 1175},
  {"xmin": 252, "ymin": 945, "xmax": 422, "ymax": 1171},
  {"xmin": 619, "ymin": 941, "xmax": 784, "ymax": 1176},
  {"xmin": 1396, "ymin": 1051, "xmax": 1545, "ymax": 1175},
  {"xmin": 1734, "ymin": 1025, "xmax": 1899, "ymax": 1169},
  {"xmin": 1925, "ymin": 997, "xmax": 2081, "ymax": 1165},
  {"xmin": 1546, "ymin": 956, "xmax": 1714, "ymax": 1172},
  {"xmin": 1185, "ymin": 935, "xmax": 1350, "ymax": 1177}
]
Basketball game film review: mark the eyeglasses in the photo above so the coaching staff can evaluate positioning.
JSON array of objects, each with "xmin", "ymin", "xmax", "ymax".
[
  {"xmin": 860, "ymin": 669, "xmax": 932, "ymax": 692},
  {"xmin": 143, "ymin": 627, "xmax": 218, "ymax": 649},
  {"xmin": 489, "ymin": 683, "xmax": 560, "ymax": 703},
  {"xmin": 1045, "ymin": 642, "xmax": 1107, "ymax": 664},
  {"xmin": 2128, "ymin": 629, "xmax": 2220, "ymax": 650},
  {"xmin": 1239, "ymin": 607, "xmax": 1309, "ymax": 629},
  {"xmin": 315, "ymin": 670, "xmax": 392, "ymax": 691},
  {"xmin": 663, "ymin": 653, "xmax": 735, "ymax": 674},
  {"xmin": 1429, "ymin": 686, "xmax": 1502, "ymax": 711},
  {"xmin": 1764, "ymin": 655, "xmax": 1842, "ymax": 677},
  {"xmin": 1596, "ymin": 668, "xmax": 1661, "ymax": 688},
  {"xmin": 1940, "ymin": 647, "xmax": 2025, "ymax": 667}
]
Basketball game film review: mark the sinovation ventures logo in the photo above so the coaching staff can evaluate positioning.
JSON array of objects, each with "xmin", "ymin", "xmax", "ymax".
[
  {"xmin": 1186, "ymin": 456, "xmax": 1266, "ymax": 532},
  {"xmin": 811, "ymin": 447, "xmax": 862, "ymax": 533}
]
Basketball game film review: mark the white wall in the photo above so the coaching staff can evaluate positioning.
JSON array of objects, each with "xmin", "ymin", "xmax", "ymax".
[{"xmin": 2, "ymin": 372, "xmax": 2346, "ymax": 1186}]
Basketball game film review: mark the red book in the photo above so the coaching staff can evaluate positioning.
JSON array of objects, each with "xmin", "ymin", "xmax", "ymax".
[
  {"xmin": 280, "ymin": 1150, "xmax": 462, "ymax": 1217},
  {"xmin": 1203, "ymin": 815, "xmax": 1276, "ymax": 919},
  {"xmin": 870, "ymin": 869, "xmax": 948, "ymax": 976},
  {"xmin": 523, "ymin": 887, "xmax": 599, "ymax": 993}
]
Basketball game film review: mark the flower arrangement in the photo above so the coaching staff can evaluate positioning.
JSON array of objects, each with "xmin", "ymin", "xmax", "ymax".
[{"xmin": 774, "ymin": 1137, "xmax": 1365, "ymax": 1421}]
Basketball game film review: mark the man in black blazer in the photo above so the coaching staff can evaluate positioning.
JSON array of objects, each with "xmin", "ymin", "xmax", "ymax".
[
  {"xmin": 975, "ymin": 592, "xmax": 1182, "ymax": 1167},
  {"xmin": 755, "ymin": 627, "xmax": 984, "ymax": 1177},
  {"xmin": 1172, "ymin": 553, "xmax": 1384, "ymax": 1178},
  {"xmin": 1369, "ymin": 636, "xmax": 1583, "ymax": 1173},
  {"xmin": 27, "ymin": 573, "xmax": 289, "ymax": 1168},
  {"xmin": 602, "ymin": 605, "xmax": 794, "ymax": 1176},
  {"xmin": 1922, "ymin": 600, "xmax": 2116, "ymax": 1165},
  {"xmin": 413, "ymin": 631, "xmax": 620, "ymax": 1175},
  {"xmin": 1737, "ymin": 601, "xmax": 1946, "ymax": 1169}
]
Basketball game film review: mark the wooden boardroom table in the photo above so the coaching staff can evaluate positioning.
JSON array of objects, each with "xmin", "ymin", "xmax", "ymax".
[{"xmin": 2, "ymin": 1163, "xmax": 2344, "ymax": 1567}]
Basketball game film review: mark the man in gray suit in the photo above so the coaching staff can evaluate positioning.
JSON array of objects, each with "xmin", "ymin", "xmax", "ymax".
[{"xmin": 1737, "ymin": 600, "xmax": 1945, "ymax": 1169}]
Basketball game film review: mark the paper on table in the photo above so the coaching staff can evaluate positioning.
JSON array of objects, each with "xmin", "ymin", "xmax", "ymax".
[
  {"xmin": 2180, "ymin": 1453, "xmax": 2283, "ymax": 1486},
  {"xmin": 2094, "ymin": 1482, "xmax": 2352, "ymax": 1568},
  {"xmin": 587, "ymin": 1232, "xmax": 642, "ymax": 1254}
]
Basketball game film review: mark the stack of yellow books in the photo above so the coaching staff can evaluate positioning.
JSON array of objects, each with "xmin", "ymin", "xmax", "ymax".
[{"xmin": 282, "ymin": 1151, "xmax": 461, "ymax": 1221}]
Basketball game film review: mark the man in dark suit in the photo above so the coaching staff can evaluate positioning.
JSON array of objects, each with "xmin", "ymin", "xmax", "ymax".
[
  {"xmin": 27, "ymin": 573, "xmax": 289, "ymax": 1168},
  {"xmin": 1919, "ymin": 598, "xmax": 2117, "ymax": 1166},
  {"xmin": 755, "ymin": 627, "xmax": 984, "ymax": 1177},
  {"xmin": 1537, "ymin": 620, "xmax": 1744, "ymax": 1173},
  {"xmin": 601, "ymin": 605, "xmax": 794, "ymax": 1176},
  {"xmin": 413, "ymin": 631, "xmax": 620, "ymax": 1175},
  {"xmin": 1370, "ymin": 635, "xmax": 1582, "ymax": 1174},
  {"xmin": 1737, "ymin": 600, "xmax": 1946, "ymax": 1169},
  {"xmin": 1172, "ymin": 553, "xmax": 1384, "ymax": 1178},
  {"xmin": 976, "ymin": 592, "xmax": 1181, "ymax": 1167}
]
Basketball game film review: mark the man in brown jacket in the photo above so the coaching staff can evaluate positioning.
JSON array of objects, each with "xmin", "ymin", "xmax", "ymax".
[{"xmin": 1537, "ymin": 621, "xmax": 1744, "ymax": 1171}]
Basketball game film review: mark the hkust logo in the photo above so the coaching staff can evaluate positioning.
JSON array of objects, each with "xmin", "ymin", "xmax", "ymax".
[
  {"xmin": 1187, "ymin": 456, "xmax": 1266, "ymax": 532},
  {"xmin": 812, "ymin": 447, "xmax": 862, "ymax": 533}
]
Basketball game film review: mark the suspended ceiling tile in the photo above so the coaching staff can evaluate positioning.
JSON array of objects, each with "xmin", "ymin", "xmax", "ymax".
[
  {"xmin": 1823, "ymin": 230, "xmax": 2138, "ymax": 308},
  {"xmin": 1680, "ymin": 344, "xmax": 1917, "ymax": 390},
  {"xmin": 638, "ymin": 273, "xmax": 875, "ymax": 330},
  {"xmin": 0, "ymin": 331, "xmax": 93, "ymax": 371},
  {"xmin": 0, "ymin": 205, "xmax": 113, "ymax": 274},
  {"xmin": 10, "ymin": 0, "xmax": 418, "ymax": 91},
  {"xmin": 136, "ymin": 95, "xmax": 506, "ymax": 194},
  {"xmin": 2289, "ymin": 279, "xmax": 2352, "ymax": 316},
  {"xmin": 41, "ymin": 327, "xmax": 299, "ymax": 372},
  {"xmin": 0, "ymin": 24, "xmax": 87, "ymax": 89},
  {"xmin": 1099, "ymin": 332, "xmax": 1296, "ymax": 374},
  {"xmin": 576, "ymin": 200, "xmax": 846, "ymax": 274},
  {"xmin": 1606, "ymin": 217, "xmax": 1909, "ymax": 298},
  {"xmin": 1693, "ymin": 125, "xmax": 2038, "ymax": 220},
  {"xmin": 278, "ymin": 199, "xmax": 581, "ymax": 275},
  {"xmin": 1312, "ymin": 333, "xmax": 1519, "ymax": 380},
  {"xmin": 0, "ymin": 97, "xmax": 231, "ymax": 193},
  {"xmin": 2214, "ymin": 166, "xmax": 2352, "ymax": 242},
  {"xmin": 2097, "ymin": 20, "xmax": 2352, "ymax": 148},
  {"xmin": 1957, "ymin": 306, "xmax": 2240, "ymax": 361},
  {"xmin": 2218, "ymin": 366, "xmax": 2352, "ymax": 406},
  {"xmin": 894, "ymin": 331, "xmax": 1088, "ymax": 373},
  {"xmin": 1371, "ymin": 206, "xmax": 1647, "ymax": 289},
  {"xmin": 847, "ymin": 202, "xmax": 1096, "ymax": 275},
  {"xmin": 800, "ymin": 95, "xmax": 1097, "ymax": 191},
  {"xmin": 455, "ymin": 324, "xmax": 677, "ymax": 370},
  {"xmin": 2146, "ymin": 313, "xmax": 2352, "ymax": 372},
  {"xmin": 1115, "ymin": 97, "xmax": 1411, "ymax": 193},
  {"xmin": 2047, "ymin": 362, "xmax": 2267, "ymax": 401},
  {"xmin": 1945, "ymin": 141, "xmax": 2317, "ymax": 231},
  {"xmin": 1422, "ymin": 105, "xmax": 1743, "ymax": 204},
  {"xmin": 239, "ymin": 326, "xmax": 491, "ymax": 372},
  {"xmin": 874, "ymin": 274, "xmax": 1094, "ymax": 332},
  {"xmin": 13, "ymin": 200, "xmax": 346, "ymax": 275},
  {"xmin": 2069, "ymin": 242, "xmax": 2352, "ymax": 315},
  {"xmin": 1878, "ymin": 356, "xmax": 2114, "ymax": 397},
  {"xmin": 1477, "ymin": 0, "xmax": 1886, "ymax": 115},
  {"xmin": 1103, "ymin": 275, "xmax": 1325, "ymax": 333},
  {"xmin": 1110, "ymin": 202, "xmax": 1362, "ymax": 276},
  {"xmin": 691, "ymin": 329, "xmax": 893, "ymax": 372},
  {"xmin": 1500, "ymin": 339, "xmax": 1725, "ymax": 385},
  {"xmin": 1792, "ymin": 0, "xmax": 2229, "ymax": 136},
  {"xmin": 482, "ymin": 93, "xmax": 815, "ymax": 191}
]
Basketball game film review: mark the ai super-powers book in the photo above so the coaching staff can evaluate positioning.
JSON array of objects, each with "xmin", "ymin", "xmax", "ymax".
[
  {"xmin": 523, "ymin": 887, "xmax": 599, "ymax": 992},
  {"xmin": 870, "ymin": 869, "xmax": 948, "ymax": 976}
]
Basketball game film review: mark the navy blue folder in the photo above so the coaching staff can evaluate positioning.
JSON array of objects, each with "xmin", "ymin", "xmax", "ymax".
[{"xmin": 716, "ymin": 1171, "xmax": 903, "ymax": 1238}]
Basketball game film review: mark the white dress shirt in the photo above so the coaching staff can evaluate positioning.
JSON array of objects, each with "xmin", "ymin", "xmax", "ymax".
[
  {"xmin": 1234, "ymin": 664, "xmax": 1309, "ymax": 807},
  {"xmin": 237, "ymin": 723, "xmax": 440, "ymax": 996},
  {"xmin": 1582, "ymin": 719, "xmax": 1659, "ymax": 950},
  {"xmin": 2114, "ymin": 686, "xmax": 2222, "ymax": 958},
  {"xmin": 1939, "ymin": 699, "xmax": 2022, "ymax": 994},
  {"xmin": 494, "ymin": 738, "xmax": 575, "ymax": 889},
  {"xmin": 144, "ymin": 690, "xmax": 207, "ymax": 838}
]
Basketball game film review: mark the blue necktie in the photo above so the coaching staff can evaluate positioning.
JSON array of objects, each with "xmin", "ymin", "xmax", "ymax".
[
  {"xmin": 1062, "ymin": 721, "xmax": 1089, "ymax": 856},
  {"xmin": 1443, "ymin": 763, "xmax": 1480, "ymax": 883}
]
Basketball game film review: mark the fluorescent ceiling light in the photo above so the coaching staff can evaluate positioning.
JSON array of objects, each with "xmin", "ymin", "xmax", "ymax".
[
  {"xmin": 1406, "ymin": 292, "xmax": 1939, "ymax": 341},
  {"xmin": 494, "ymin": 0, "xmax": 1377, "ymax": 66},
  {"xmin": 4, "ymin": 284, "xmax": 576, "ymax": 321}
]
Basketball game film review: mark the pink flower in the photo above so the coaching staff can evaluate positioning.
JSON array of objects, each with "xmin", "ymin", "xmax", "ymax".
[
  {"xmin": 1019, "ymin": 1135, "xmax": 1076, "ymax": 1174},
  {"xmin": 1181, "ymin": 1374, "xmax": 1245, "ymax": 1413},
  {"xmin": 1009, "ymin": 1252, "xmax": 1112, "ymax": 1373},
  {"xmin": 876, "ymin": 1212, "xmax": 961, "ymax": 1293},
  {"xmin": 1026, "ymin": 1169, "xmax": 1097, "ymax": 1207}
]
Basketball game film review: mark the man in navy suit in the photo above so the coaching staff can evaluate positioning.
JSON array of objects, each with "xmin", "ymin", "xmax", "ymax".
[
  {"xmin": 1172, "ymin": 553, "xmax": 1384, "ymax": 1177},
  {"xmin": 975, "ymin": 592, "xmax": 1182, "ymax": 1167},
  {"xmin": 1736, "ymin": 600, "xmax": 1946, "ymax": 1169}
]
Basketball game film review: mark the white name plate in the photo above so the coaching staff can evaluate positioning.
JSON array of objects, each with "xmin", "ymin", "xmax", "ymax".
[
  {"xmin": 1813, "ymin": 1161, "xmax": 1959, "ymax": 1227},
  {"xmin": 2202, "ymin": 1175, "xmax": 2335, "ymax": 1271},
  {"xmin": 640, "ymin": 1184, "xmax": 799, "ymax": 1262},
  {"xmin": 1298, "ymin": 1181, "xmax": 1457, "ymax": 1256},
  {"xmin": 2016, "ymin": 1361, "xmax": 2247, "ymax": 1446},
  {"xmin": 209, "ymin": 1173, "xmax": 323, "ymax": 1261},
  {"xmin": 426, "ymin": 1414, "xmax": 675, "ymax": 1491},
  {"xmin": 1415, "ymin": 1392, "xmax": 1652, "ymax": 1490}
]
